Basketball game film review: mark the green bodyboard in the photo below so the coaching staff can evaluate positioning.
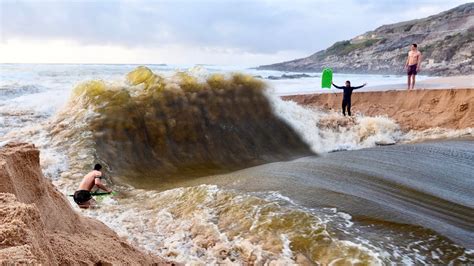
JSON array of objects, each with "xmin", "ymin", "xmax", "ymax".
[
  {"xmin": 94, "ymin": 191, "xmax": 118, "ymax": 203},
  {"xmin": 321, "ymin": 68, "xmax": 333, "ymax": 89}
]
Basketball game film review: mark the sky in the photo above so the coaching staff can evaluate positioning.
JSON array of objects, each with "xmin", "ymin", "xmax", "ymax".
[{"xmin": 0, "ymin": 0, "xmax": 470, "ymax": 65}]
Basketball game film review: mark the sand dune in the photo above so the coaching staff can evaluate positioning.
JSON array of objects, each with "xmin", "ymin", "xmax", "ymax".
[{"xmin": 0, "ymin": 143, "xmax": 172, "ymax": 265}]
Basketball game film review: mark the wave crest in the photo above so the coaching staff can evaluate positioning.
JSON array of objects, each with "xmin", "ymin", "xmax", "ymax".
[{"xmin": 51, "ymin": 66, "xmax": 311, "ymax": 183}]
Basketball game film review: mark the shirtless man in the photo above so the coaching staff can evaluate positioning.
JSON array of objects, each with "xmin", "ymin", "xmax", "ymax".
[
  {"xmin": 405, "ymin": 43, "xmax": 422, "ymax": 90},
  {"xmin": 73, "ymin": 164, "xmax": 112, "ymax": 208}
]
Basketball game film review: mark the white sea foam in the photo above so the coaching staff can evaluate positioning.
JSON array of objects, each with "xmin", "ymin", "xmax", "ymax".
[
  {"xmin": 265, "ymin": 90, "xmax": 473, "ymax": 153},
  {"xmin": 70, "ymin": 185, "xmax": 382, "ymax": 265},
  {"xmin": 266, "ymin": 91, "xmax": 403, "ymax": 153},
  {"xmin": 1, "ymin": 64, "xmax": 471, "ymax": 265},
  {"xmin": 76, "ymin": 186, "xmax": 294, "ymax": 264},
  {"xmin": 403, "ymin": 127, "xmax": 473, "ymax": 142}
]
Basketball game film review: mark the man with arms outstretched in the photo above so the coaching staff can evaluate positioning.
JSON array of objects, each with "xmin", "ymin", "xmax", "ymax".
[
  {"xmin": 73, "ymin": 164, "xmax": 112, "ymax": 208},
  {"xmin": 405, "ymin": 43, "xmax": 422, "ymax": 90},
  {"xmin": 332, "ymin": 80, "xmax": 367, "ymax": 116}
]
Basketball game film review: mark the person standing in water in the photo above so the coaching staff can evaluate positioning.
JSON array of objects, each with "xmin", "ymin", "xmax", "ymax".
[
  {"xmin": 73, "ymin": 164, "xmax": 112, "ymax": 209},
  {"xmin": 405, "ymin": 43, "xmax": 422, "ymax": 90},
  {"xmin": 332, "ymin": 81, "xmax": 367, "ymax": 116}
]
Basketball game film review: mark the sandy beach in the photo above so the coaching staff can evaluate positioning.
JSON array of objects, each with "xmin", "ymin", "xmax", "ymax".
[
  {"xmin": 0, "ymin": 143, "xmax": 173, "ymax": 265},
  {"xmin": 1, "ymin": 67, "xmax": 473, "ymax": 264},
  {"xmin": 418, "ymin": 75, "xmax": 474, "ymax": 89},
  {"xmin": 1, "ymin": 1, "xmax": 473, "ymax": 264},
  {"xmin": 283, "ymin": 87, "xmax": 473, "ymax": 131},
  {"xmin": 360, "ymin": 75, "xmax": 474, "ymax": 91}
]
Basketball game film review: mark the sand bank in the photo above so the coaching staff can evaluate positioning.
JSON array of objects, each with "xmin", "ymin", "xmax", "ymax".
[
  {"xmin": 283, "ymin": 88, "xmax": 473, "ymax": 130},
  {"xmin": 0, "ymin": 143, "xmax": 173, "ymax": 265},
  {"xmin": 418, "ymin": 75, "xmax": 474, "ymax": 89},
  {"xmin": 365, "ymin": 75, "xmax": 474, "ymax": 91}
]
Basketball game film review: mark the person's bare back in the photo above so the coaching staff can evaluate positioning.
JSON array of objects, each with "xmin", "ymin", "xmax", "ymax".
[
  {"xmin": 73, "ymin": 164, "xmax": 112, "ymax": 208},
  {"xmin": 78, "ymin": 170, "xmax": 102, "ymax": 191}
]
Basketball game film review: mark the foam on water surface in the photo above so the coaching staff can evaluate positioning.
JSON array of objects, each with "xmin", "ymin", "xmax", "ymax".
[
  {"xmin": 76, "ymin": 185, "xmax": 383, "ymax": 265},
  {"xmin": 1, "ymin": 64, "xmax": 472, "ymax": 265}
]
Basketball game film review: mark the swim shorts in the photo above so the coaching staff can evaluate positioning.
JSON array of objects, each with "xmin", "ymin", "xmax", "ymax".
[
  {"xmin": 73, "ymin": 190, "xmax": 92, "ymax": 204},
  {"xmin": 407, "ymin": 64, "xmax": 417, "ymax": 75}
]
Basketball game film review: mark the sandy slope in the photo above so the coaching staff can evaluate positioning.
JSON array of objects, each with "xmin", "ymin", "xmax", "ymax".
[
  {"xmin": 283, "ymin": 88, "xmax": 473, "ymax": 130},
  {"xmin": 0, "ymin": 143, "xmax": 173, "ymax": 265}
]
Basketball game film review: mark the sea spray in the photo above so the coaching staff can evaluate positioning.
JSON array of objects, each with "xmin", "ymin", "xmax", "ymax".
[
  {"xmin": 2, "ymin": 65, "xmax": 473, "ymax": 265},
  {"xmin": 79, "ymin": 184, "xmax": 383, "ymax": 265},
  {"xmin": 49, "ymin": 66, "xmax": 312, "ymax": 184},
  {"xmin": 265, "ymin": 91, "xmax": 402, "ymax": 152},
  {"xmin": 76, "ymin": 181, "xmax": 473, "ymax": 264}
]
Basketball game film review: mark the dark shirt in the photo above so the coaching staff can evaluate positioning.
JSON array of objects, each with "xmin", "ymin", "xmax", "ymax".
[{"xmin": 332, "ymin": 83, "xmax": 365, "ymax": 100}]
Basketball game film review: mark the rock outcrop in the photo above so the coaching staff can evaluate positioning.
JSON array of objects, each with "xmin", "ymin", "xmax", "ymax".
[
  {"xmin": 0, "ymin": 142, "xmax": 170, "ymax": 265},
  {"xmin": 259, "ymin": 3, "xmax": 474, "ymax": 76}
]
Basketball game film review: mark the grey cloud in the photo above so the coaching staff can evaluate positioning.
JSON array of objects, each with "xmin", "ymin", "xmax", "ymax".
[{"xmin": 0, "ymin": 0, "xmax": 470, "ymax": 54}]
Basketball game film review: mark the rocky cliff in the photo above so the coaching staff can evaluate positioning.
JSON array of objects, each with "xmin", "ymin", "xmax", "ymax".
[
  {"xmin": 259, "ymin": 3, "xmax": 473, "ymax": 76},
  {"xmin": 0, "ymin": 143, "xmax": 170, "ymax": 265}
]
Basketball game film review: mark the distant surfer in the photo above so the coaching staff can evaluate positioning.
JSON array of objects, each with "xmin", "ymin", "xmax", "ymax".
[
  {"xmin": 405, "ymin": 43, "xmax": 422, "ymax": 90},
  {"xmin": 73, "ymin": 164, "xmax": 112, "ymax": 209},
  {"xmin": 332, "ymin": 81, "xmax": 367, "ymax": 116}
]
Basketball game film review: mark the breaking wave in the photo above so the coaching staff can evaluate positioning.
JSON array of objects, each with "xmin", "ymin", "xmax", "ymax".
[
  {"xmin": 268, "ymin": 93, "xmax": 402, "ymax": 152},
  {"xmin": 0, "ymin": 83, "xmax": 46, "ymax": 100},
  {"xmin": 49, "ymin": 66, "xmax": 312, "ymax": 183},
  {"xmin": 3, "ymin": 65, "xmax": 472, "ymax": 265}
]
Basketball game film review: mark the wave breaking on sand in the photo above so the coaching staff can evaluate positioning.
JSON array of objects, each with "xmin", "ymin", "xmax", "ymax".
[
  {"xmin": 0, "ymin": 143, "xmax": 168, "ymax": 265},
  {"xmin": 1, "ymin": 66, "xmax": 472, "ymax": 264}
]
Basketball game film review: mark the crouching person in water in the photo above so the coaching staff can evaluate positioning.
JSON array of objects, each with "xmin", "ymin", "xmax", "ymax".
[
  {"xmin": 73, "ymin": 164, "xmax": 112, "ymax": 208},
  {"xmin": 332, "ymin": 80, "xmax": 367, "ymax": 116}
]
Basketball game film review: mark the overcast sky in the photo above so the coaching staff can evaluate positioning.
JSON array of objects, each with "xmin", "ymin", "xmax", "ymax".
[{"xmin": 0, "ymin": 0, "xmax": 470, "ymax": 65}]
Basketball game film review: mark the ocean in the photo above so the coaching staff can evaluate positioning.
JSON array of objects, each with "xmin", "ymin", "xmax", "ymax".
[{"xmin": 1, "ymin": 63, "xmax": 472, "ymax": 264}]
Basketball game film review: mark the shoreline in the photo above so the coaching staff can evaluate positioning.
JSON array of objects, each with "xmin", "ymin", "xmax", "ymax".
[
  {"xmin": 283, "ymin": 88, "xmax": 473, "ymax": 131},
  {"xmin": 275, "ymin": 75, "xmax": 473, "ymax": 96},
  {"xmin": 366, "ymin": 75, "xmax": 474, "ymax": 91}
]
